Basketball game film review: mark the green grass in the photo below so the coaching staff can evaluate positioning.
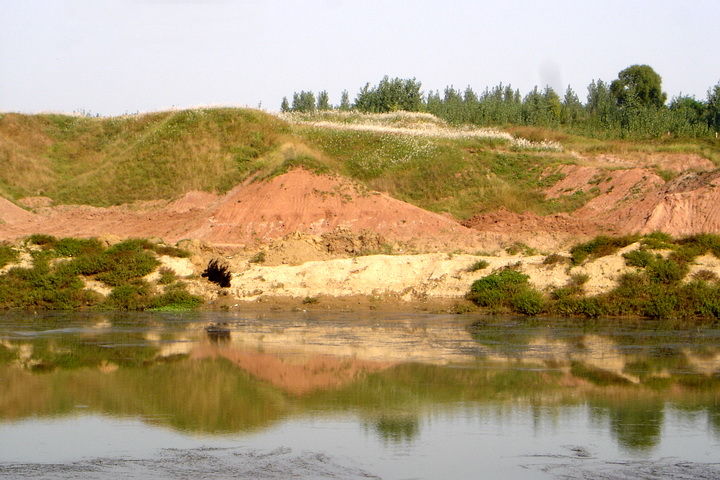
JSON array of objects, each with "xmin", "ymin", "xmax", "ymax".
[
  {"xmin": 466, "ymin": 260, "xmax": 489, "ymax": 272},
  {"xmin": 0, "ymin": 109, "xmax": 289, "ymax": 206},
  {"xmin": 570, "ymin": 235, "xmax": 640, "ymax": 265},
  {"xmin": 296, "ymin": 125, "xmax": 588, "ymax": 219},
  {"xmin": 0, "ymin": 243, "xmax": 18, "ymax": 268},
  {"xmin": 1, "ymin": 108, "xmax": 716, "ymax": 224}
]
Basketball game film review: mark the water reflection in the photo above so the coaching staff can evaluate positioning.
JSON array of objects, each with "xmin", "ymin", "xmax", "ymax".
[{"xmin": 0, "ymin": 312, "xmax": 719, "ymax": 455}]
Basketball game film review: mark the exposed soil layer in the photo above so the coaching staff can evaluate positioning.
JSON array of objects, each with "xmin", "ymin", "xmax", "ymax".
[
  {"xmin": 1, "ymin": 151, "xmax": 719, "ymax": 252},
  {"xmin": 0, "ymin": 169, "xmax": 499, "ymax": 251},
  {"xmin": 468, "ymin": 154, "xmax": 720, "ymax": 239}
]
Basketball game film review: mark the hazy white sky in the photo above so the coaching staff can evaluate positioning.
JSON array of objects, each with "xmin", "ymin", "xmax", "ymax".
[{"xmin": 1, "ymin": 0, "xmax": 718, "ymax": 115}]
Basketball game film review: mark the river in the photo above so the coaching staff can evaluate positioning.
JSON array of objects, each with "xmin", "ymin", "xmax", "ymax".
[{"xmin": 0, "ymin": 311, "xmax": 718, "ymax": 479}]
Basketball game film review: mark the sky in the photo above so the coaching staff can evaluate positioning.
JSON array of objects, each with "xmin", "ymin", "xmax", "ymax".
[{"xmin": 1, "ymin": 0, "xmax": 719, "ymax": 116}]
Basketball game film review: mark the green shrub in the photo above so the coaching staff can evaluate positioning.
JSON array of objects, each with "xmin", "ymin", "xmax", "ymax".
[
  {"xmin": 53, "ymin": 237, "xmax": 104, "ymax": 257},
  {"xmin": 466, "ymin": 260, "xmax": 489, "ymax": 272},
  {"xmin": 249, "ymin": 251, "xmax": 266, "ymax": 264},
  {"xmin": 677, "ymin": 234, "xmax": 720, "ymax": 258},
  {"xmin": 569, "ymin": 273, "xmax": 589, "ymax": 287},
  {"xmin": 468, "ymin": 269, "xmax": 530, "ymax": 308},
  {"xmin": 679, "ymin": 280, "xmax": 720, "ymax": 319},
  {"xmin": 505, "ymin": 242, "xmax": 538, "ymax": 256},
  {"xmin": 510, "ymin": 289, "xmax": 544, "ymax": 315},
  {"xmin": 150, "ymin": 283, "xmax": 202, "ymax": 310},
  {"xmin": 542, "ymin": 253, "xmax": 566, "ymax": 266},
  {"xmin": 0, "ymin": 244, "xmax": 18, "ymax": 268},
  {"xmin": 669, "ymin": 244, "xmax": 705, "ymax": 265},
  {"xmin": 693, "ymin": 270, "xmax": 719, "ymax": 282},
  {"xmin": 468, "ymin": 269, "xmax": 545, "ymax": 315},
  {"xmin": 26, "ymin": 234, "xmax": 57, "ymax": 247},
  {"xmin": 645, "ymin": 258, "xmax": 687, "ymax": 284},
  {"xmin": 106, "ymin": 238, "xmax": 155, "ymax": 254},
  {"xmin": 643, "ymin": 289, "xmax": 679, "ymax": 319},
  {"xmin": 105, "ymin": 281, "xmax": 153, "ymax": 310},
  {"xmin": 153, "ymin": 245, "xmax": 191, "ymax": 258},
  {"xmin": 570, "ymin": 235, "xmax": 638, "ymax": 265},
  {"xmin": 0, "ymin": 262, "xmax": 100, "ymax": 310},
  {"xmin": 622, "ymin": 249, "xmax": 656, "ymax": 268},
  {"xmin": 67, "ymin": 253, "xmax": 112, "ymax": 275},
  {"xmin": 95, "ymin": 250, "xmax": 159, "ymax": 286},
  {"xmin": 157, "ymin": 267, "xmax": 177, "ymax": 285},
  {"xmin": 640, "ymin": 232, "xmax": 674, "ymax": 250}
]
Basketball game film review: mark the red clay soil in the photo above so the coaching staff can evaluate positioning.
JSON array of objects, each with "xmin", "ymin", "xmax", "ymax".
[
  {"xmin": 0, "ymin": 196, "xmax": 34, "ymax": 225},
  {"xmin": 466, "ymin": 155, "xmax": 720, "ymax": 239},
  {"xmin": 611, "ymin": 170, "xmax": 720, "ymax": 235},
  {"xmin": 592, "ymin": 153, "xmax": 716, "ymax": 173},
  {"xmin": 461, "ymin": 209, "xmax": 604, "ymax": 237},
  {"xmin": 0, "ymin": 169, "xmax": 482, "ymax": 249},
  {"xmin": 3, "ymin": 161, "xmax": 719, "ymax": 249}
]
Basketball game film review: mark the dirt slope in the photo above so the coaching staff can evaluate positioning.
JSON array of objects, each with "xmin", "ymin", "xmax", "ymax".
[
  {"xmin": 0, "ymin": 169, "xmax": 491, "ymax": 250},
  {"xmin": 0, "ymin": 197, "xmax": 35, "ymax": 224},
  {"xmin": 2, "ymin": 152, "xmax": 719, "ymax": 251},
  {"xmin": 613, "ymin": 170, "xmax": 720, "ymax": 235}
]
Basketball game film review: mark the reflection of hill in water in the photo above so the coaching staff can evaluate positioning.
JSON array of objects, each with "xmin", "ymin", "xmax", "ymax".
[{"xmin": 1, "ymin": 314, "xmax": 720, "ymax": 452}]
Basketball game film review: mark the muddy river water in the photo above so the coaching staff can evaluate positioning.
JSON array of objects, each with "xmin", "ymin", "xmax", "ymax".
[{"xmin": 0, "ymin": 311, "xmax": 719, "ymax": 479}]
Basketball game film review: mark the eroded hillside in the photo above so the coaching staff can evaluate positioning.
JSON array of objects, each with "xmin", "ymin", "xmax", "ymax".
[{"xmin": 1, "ymin": 108, "xmax": 719, "ymax": 252}]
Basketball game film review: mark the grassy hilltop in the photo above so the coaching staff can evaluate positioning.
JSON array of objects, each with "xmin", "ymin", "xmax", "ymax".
[{"xmin": 1, "ymin": 108, "xmax": 718, "ymax": 220}]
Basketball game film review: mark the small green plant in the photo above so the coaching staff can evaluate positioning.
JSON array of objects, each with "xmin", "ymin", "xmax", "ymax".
[
  {"xmin": 95, "ymin": 249, "xmax": 159, "ymax": 286},
  {"xmin": 157, "ymin": 267, "xmax": 177, "ymax": 285},
  {"xmin": 466, "ymin": 260, "xmax": 489, "ymax": 272},
  {"xmin": 302, "ymin": 296, "xmax": 319, "ymax": 304},
  {"xmin": 693, "ymin": 270, "xmax": 719, "ymax": 282},
  {"xmin": 153, "ymin": 245, "xmax": 192, "ymax": 258},
  {"xmin": 640, "ymin": 231, "xmax": 675, "ymax": 250},
  {"xmin": 26, "ymin": 234, "xmax": 57, "ymax": 247},
  {"xmin": 570, "ymin": 235, "xmax": 638, "ymax": 265},
  {"xmin": 53, "ymin": 237, "xmax": 104, "ymax": 257},
  {"xmin": 104, "ymin": 281, "xmax": 153, "ymax": 310},
  {"xmin": 449, "ymin": 302, "xmax": 475, "ymax": 314},
  {"xmin": 249, "ymin": 251, "xmax": 266, "ymax": 264},
  {"xmin": 150, "ymin": 282, "xmax": 203, "ymax": 310},
  {"xmin": 622, "ymin": 249, "xmax": 656, "ymax": 268},
  {"xmin": 542, "ymin": 253, "xmax": 566, "ymax": 266},
  {"xmin": 505, "ymin": 242, "xmax": 538, "ymax": 256}
]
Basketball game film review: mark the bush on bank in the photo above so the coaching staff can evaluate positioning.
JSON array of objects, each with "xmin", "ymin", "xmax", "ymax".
[
  {"xmin": 467, "ymin": 233, "xmax": 720, "ymax": 323},
  {"xmin": 0, "ymin": 236, "xmax": 202, "ymax": 311}
]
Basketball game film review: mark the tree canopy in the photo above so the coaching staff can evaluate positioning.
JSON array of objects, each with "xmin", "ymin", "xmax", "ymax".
[{"xmin": 610, "ymin": 64, "xmax": 667, "ymax": 108}]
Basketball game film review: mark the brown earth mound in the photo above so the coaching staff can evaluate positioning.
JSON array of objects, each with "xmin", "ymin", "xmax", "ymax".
[
  {"xmin": 612, "ymin": 170, "xmax": 720, "ymax": 235},
  {"xmin": 0, "ymin": 197, "xmax": 35, "ymax": 224},
  {"xmin": 592, "ymin": 153, "xmax": 715, "ymax": 172},
  {"xmin": 462, "ymin": 208, "xmax": 599, "ymax": 236},
  {"xmin": 0, "ymin": 169, "xmax": 489, "ymax": 250}
]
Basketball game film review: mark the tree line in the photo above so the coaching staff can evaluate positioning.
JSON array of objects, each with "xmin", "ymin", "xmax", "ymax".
[{"xmin": 280, "ymin": 65, "xmax": 720, "ymax": 139}]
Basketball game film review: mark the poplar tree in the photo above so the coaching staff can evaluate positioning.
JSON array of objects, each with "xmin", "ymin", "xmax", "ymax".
[{"xmin": 317, "ymin": 90, "xmax": 330, "ymax": 110}]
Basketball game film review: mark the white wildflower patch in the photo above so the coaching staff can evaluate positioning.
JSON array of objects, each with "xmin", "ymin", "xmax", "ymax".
[
  {"xmin": 510, "ymin": 137, "xmax": 564, "ymax": 152},
  {"xmin": 280, "ymin": 110, "xmax": 563, "ymax": 152}
]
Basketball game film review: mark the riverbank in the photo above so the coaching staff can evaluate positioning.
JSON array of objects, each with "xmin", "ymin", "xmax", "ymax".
[{"xmin": 2, "ymin": 233, "xmax": 719, "ymax": 324}]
